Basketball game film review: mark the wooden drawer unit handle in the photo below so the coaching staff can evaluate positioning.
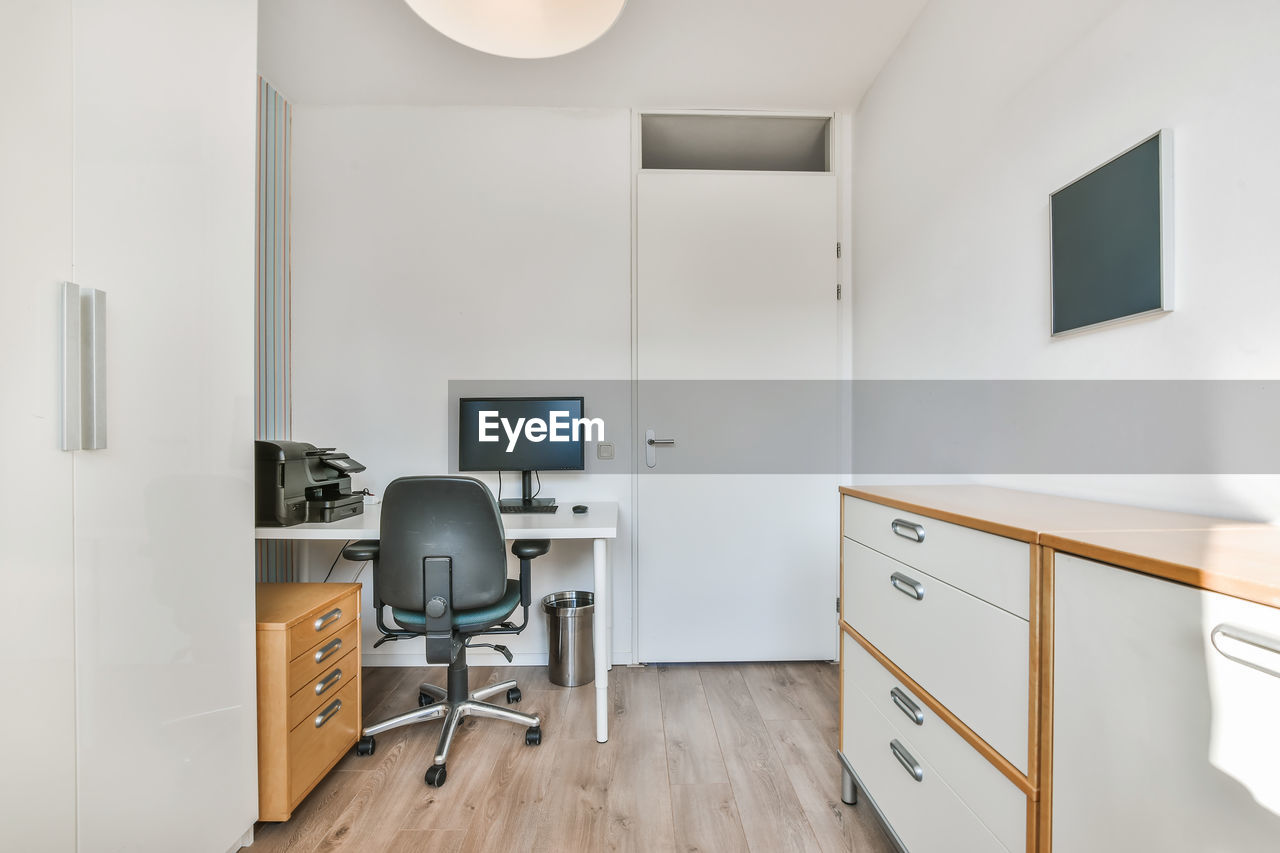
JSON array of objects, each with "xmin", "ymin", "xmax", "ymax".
[
  {"xmin": 314, "ymin": 607, "xmax": 342, "ymax": 632},
  {"xmin": 890, "ymin": 739, "xmax": 924, "ymax": 782},
  {"xmin": 315, "ymin": 668, "xmax": 343, "ymax": 697},
  {"xmin": 1211, "ymin": 624, "xmax": 1280, "ymax": 679},
  {"xmin": 314, "ymin": 637, "xmax": 343, "ymax": 664},
  {"xmin": 890, "ymin": 687, "xmax": 925, "ymax": 725},
  {"xmin": 890, "ymin": 518, "xmax": 925, "ymax": 543},
  {"xmin": 314, "ymin": 698, "xmax": 343, "ymax": 728},
  {"xmin": 890, "ymin": 571, "xmax": 925, "ymax": 601}
]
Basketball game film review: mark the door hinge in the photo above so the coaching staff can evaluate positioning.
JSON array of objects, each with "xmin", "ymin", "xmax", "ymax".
[
  {"xmin": 836, "ymin": 284, "xmax": 842, "ymax": 300},
  {"xmin": 836, "ymin": 242, "xmax": 842, "ymax": 259},
  {"xmin": 836, "ymin": 596, "xmax": 841, "ymax": 613}
]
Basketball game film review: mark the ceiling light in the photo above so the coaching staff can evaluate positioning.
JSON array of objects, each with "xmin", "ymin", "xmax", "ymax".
[{"xmin": 403, "ymin": 0, "xmax": 628, "ymax": 59}]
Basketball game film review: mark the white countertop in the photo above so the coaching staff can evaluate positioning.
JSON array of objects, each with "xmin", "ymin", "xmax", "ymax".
[{"xmin": 255, "ymin": 500, "xmax": 618, "ymax": 541}]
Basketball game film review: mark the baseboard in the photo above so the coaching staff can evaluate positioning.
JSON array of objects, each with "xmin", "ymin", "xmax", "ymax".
[{"xmin": 361, "ymin": 651, "xmax": 549, "ymax": 667}]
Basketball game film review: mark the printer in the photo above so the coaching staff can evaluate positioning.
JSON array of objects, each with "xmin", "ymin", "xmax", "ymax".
[{"xmin": 255, "ymin": 440, "xmax": 367, "ymax": 526}]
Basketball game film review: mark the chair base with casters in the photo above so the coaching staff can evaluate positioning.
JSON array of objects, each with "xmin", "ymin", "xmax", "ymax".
[{"xmin": 345, "ymin": 526, "xmax": 551, "ymax": 788}]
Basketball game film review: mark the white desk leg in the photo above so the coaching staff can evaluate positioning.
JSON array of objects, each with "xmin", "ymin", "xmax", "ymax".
[{"xmin": 593, "ymin": 536, "xmax": 608, "ymax": 743}]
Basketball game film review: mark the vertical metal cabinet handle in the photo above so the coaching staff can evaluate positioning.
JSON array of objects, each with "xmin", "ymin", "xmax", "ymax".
[
  {"xmin": 890, "ymin": 687, "xmax": 925, "ymax": 725},
  {"xmin": 890, "ymin": 519, "xmax": 925, "ymax": 543},
  {"xmin": 314, "ymin": 637, "xmax": 343, "ymax": 664},
  {"xmin": 314, "ymin": 607, "xmax": 342, "ymax": 632},
  {"xmin": 1210, "ymin": 624, "xmax": 1280, "ymax": 679},
  {"xmin": 315, "ymin": 668, "xmax": 343, "ymax": 696},
  {"xmin": 889, "ymin": 739, "xmax": 924, "ymax": 782},
  {"xmin": 314, "ymin": 699, "xmax": 343, "ymax": 728},
  {"xmin": 889, "ymin": 571, "xmax": 925, "ymax": 601},
  {"xmin": 60, "ymin": 281, "xmax": 108, "ymax": 451}
]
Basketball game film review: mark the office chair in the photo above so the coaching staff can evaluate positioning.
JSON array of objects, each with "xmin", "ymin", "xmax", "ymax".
[{"xmin": 343, "ymin": 476, "xmax": 548, "ymax": 788}]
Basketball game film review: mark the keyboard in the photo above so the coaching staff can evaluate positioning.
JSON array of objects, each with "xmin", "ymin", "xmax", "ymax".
[{"xmin": 500, "ymin": 504, "xmax": 558, "ymax": 514}]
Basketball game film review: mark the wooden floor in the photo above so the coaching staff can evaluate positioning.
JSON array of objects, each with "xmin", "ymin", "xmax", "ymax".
[{"xmin": 251, "ymin": 662, "xmax": 895, "ymax": 853}]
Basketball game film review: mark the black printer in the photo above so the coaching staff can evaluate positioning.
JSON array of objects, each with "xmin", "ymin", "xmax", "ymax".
[{"xmin": 255, "ymin": 440, "xmax": 367, "ymax": 526}]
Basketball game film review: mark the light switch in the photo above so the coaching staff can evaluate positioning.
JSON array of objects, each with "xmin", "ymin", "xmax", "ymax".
[{"xmin": 596, "ymin": 442, "xmax": 615, "ymax": 460}]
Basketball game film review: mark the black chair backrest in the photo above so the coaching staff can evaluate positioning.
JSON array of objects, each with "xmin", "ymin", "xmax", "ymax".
[{"xmin": 376, "ymin": 476, "xmax": 507, "ymax": 613}]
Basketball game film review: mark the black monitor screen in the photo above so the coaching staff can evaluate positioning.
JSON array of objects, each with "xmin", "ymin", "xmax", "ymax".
[{"xmin": 458, "ymin": 397, "xmax": 587, "ymax": 472}]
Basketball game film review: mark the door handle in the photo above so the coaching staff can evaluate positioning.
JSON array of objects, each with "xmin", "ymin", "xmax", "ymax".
[
  {"xmin": 1210, "ymin": 624, "xmax": 1280, "ymax": 679},
  {"xmin": 890, "ymin": 571, "xmax": 925, "ymax": 601},
  {"xmin": 645, "ymin": 429, "xmax": 675, "ymax": 468}
]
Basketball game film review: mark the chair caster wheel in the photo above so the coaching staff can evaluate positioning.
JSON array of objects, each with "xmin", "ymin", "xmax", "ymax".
[
  {"xmin": 507, "ymin": 687, "xmax": 522, "ymax": 704},
  {"xmin": 525, "ymin": 726, "xmax": 542, "ymax": 746},
  {"xmin": 418, "ymin": 692, "xmax": 431, "ymax": 707},
  {"xmin": 355, "ymin": 736, "xmax": 375, "ymax": 756},
  {"xmin": 424, "ymin": 764, "xmax": 447, "ymax": 787}
]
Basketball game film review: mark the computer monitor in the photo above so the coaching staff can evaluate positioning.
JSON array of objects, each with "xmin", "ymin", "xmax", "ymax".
[{"xmin": 458, "ymin": 397, "xmax": 587, "ymax": 511}]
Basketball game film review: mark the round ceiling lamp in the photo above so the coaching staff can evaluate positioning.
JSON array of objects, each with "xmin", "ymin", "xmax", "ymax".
[{"xmin": 403, "ymin": 0, "xmax": 628, "ymax": 59}]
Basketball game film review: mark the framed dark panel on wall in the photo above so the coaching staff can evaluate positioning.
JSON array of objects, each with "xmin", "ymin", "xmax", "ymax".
[{"xmin": 1050, "ymin": 131, "xmax": 1172, "ymax": 336}]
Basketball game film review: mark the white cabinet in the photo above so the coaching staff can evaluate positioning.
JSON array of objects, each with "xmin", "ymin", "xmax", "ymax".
[
  {"xmin": 2, "ymin": 2, "xmax": 258, "ymax": 851},
  {"xmin": 1053, "ymin": 553, "xmax": 1280, "ymax": 853}
]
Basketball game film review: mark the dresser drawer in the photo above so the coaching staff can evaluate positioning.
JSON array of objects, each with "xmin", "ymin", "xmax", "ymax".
[
  {"xmin": 844, "ymin": 539, "xmax": 1028, "ymax": 772},
  {"xmin": 287, "ymin": 646, "xmax": 357, "ymax": 730},
  {"xmin": 844, "ymin": 631, "xmax": 1025, "ymax": 853},
  {"xmin": 842, "ymin": 654, "xmax": 1010, "ymax": 853},
  {"xmin": 287, "ymin": 589, "xmax": 358, "ymax": 660},
  {"xmin": 844, "ymin": 496, "xmax": 1030, "ymax": 618},
  {"xmin": 288, "ymin": 619, "xmax": 359, "ymax": 695},
  {"xmin": 287, "ymin": 676, "xmax": 361, "ymax": 806}
]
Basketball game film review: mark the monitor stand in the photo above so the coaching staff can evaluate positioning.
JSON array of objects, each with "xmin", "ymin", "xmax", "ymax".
[{"xmin": 499, "ymin": 470, "xmax": 557, "ymax": 513}]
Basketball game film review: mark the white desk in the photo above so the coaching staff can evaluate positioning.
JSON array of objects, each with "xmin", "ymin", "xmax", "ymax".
[{"xmin": 256, "ymin": 501, "xmax": 619, "ymax": 743}]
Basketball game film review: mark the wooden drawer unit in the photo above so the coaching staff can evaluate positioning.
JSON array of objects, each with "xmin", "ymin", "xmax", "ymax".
[
  {"xmin": 844, "ymin": 539, "xmax": 1030, "ymax": 772},
  {"xmin": 844, "ymin": 632, "xmax": 1027, "ymax": 853},
  {"xmin": 842, "ymin": 639, "xmax": 1011, "ymax": 853},
  {"xmin": 256, "ymin": 583, "xmax": 363, "ymax": 822}
]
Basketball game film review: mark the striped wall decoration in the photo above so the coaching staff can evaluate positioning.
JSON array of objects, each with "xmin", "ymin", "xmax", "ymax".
[{"xmin": 256, "ymin": 77, "xmax": 296, "ymax": 582}]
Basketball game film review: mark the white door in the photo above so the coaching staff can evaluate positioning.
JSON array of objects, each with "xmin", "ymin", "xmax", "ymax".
[
  {"xmin": 1054, "ymin": 553, "xmax": 1280, "ymax": 852},
  {"xmin": 636, "ymin": 170, "xmax": 840, "ymax": 662}
]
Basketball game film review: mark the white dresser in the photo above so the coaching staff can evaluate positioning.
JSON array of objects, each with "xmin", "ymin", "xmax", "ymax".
[
  {"xmin": 837, "ymin": 485, "xmax": 1280, "ymax": 853},
  {"xmin": 840, "ymin": 490, "xmax": 1039, "ymax": 853}
]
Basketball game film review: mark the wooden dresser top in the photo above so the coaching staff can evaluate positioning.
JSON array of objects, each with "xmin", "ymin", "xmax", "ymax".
[
  {"xmin": 842, "ymin": 484, "xmax": 1280, "ymax": 607},
  {"xmin": 256, "ymin": 582, "xmax": 360, "ymax": 630}
]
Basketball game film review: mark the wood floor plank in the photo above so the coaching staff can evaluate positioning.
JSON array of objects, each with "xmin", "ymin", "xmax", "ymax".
[
  {"xmin": 670, "ymin": 783, "xmax": 751, "ymax": 853},
  {"xmin": 658, "ymin": 665, "xmax": 729, "ymax": 785},
  {"xmin": 383, "ymin": 829, "xmax": 464, "ymax": 853},
  {"xmin": 742, "ymin": 662, "xmax": 841, "ymax": 732},
  {"xmin": 603, "ymin": 667, "xmax": 677, "ymax": 853},
  {"xmin": 250, "ymin": 770, "xmax": 364, "ymax": 853},
  {"xmin": 698, "ymin": 665, "xmax": 823, "ymax": 853},
  {"xmin": 532, "ymin": 737, "xmax": 618, "ymax": 851},
  {"xmin": 767, "ymin": 718, "xmax": 895, "ymax": 853}
]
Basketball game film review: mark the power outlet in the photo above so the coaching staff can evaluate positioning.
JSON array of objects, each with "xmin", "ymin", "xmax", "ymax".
[{"xmin": 596, "ymin": 442, "xmax": 615, "ymax": 460}]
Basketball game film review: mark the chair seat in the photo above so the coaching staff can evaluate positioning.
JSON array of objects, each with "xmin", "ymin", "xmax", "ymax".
[{"xmin": 393, "ymin": 579, "xmax": 521, "ymax": 633}]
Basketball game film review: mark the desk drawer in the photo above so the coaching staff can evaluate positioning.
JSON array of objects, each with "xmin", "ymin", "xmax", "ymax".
[
  {"xmin": 288, "ymin": 620, "xmax": 359, "ymax": 695},
  {"xmin": 844, "ymin": 539, "xmax": 1028, "ymax": 773},
  {"xmin": 842, "ymin": 652, "xmax": 1010, "ymax": 853},
  {"xmin": 288, "ymin": 590, "xmax": 358, "ymax": 660},
  {"xmin": 287, "ymin": 646, "xmax": 357, "ymax": 730},
  {"xmin": 844, "ymin": 496, "xmax": 1030, "ymax": 618},
  {"xmin": 287, "ymin": 677, "xmax": 360, "ymax": 806},
  {"xmin": 844, "ymin": 632, "xmax": 1025, "ymax": 853}
]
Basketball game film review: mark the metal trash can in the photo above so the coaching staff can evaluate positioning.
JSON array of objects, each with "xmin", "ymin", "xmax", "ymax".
[{"xmin": 542, "ymin": 590, "xmax": 595, "ymax": 687}]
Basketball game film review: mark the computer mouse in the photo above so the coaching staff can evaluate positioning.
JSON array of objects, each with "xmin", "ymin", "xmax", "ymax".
[{"xmin": 572, "ymin": 504, "xmax": 588, "ymax": 514}]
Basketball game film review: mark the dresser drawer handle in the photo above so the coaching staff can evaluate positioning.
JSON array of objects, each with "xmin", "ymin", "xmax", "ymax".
[
  {"xmin": 890, "ymin": 519, "xmax": 925, "ymax": 543},
  {"xmin": 890, "ymin": 739, "xmax": 924, "ymax": 782},
  {"xmin": 315, "ymin": 668, "xmax": 343, "ymax": 696},
  {"xmin": 1211, "ymin": 624, "xmax": 1280, "ymax": 679},
  {"xmin": 315, "ymin": 637, "xmax": 343, "ymax": 664},
  {"xmin": 314, "ymin": 607, "xmax": 343, "ymax": 632},
  {"xmin": 315, "ymin": 698, "xmax": 343, "ymax": 728},
  {"xmin": 890, "ymin": 687, "xmax": 925, "ymax": 725},
  {"xmin": 890, "ymin": 571, "xmax": 925, "ymax": 601}
]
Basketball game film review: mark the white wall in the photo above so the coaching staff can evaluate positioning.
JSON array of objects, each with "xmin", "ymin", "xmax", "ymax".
[
  {"xmin": 849, "ymin": 0, "xmax": 1280, "ymax": 520},
  {"xmin": 0, "ymin": 3, "xmax": 77, "ymax": 851},
  {"xmin": 290, "ymin": 106, "xmax": 635, "ymax": 664}
]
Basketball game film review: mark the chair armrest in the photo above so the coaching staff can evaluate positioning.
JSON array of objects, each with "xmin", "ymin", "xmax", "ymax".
[{"xmin": 343, "ymin": 539, "xmax": 379, "ymax": 561}]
